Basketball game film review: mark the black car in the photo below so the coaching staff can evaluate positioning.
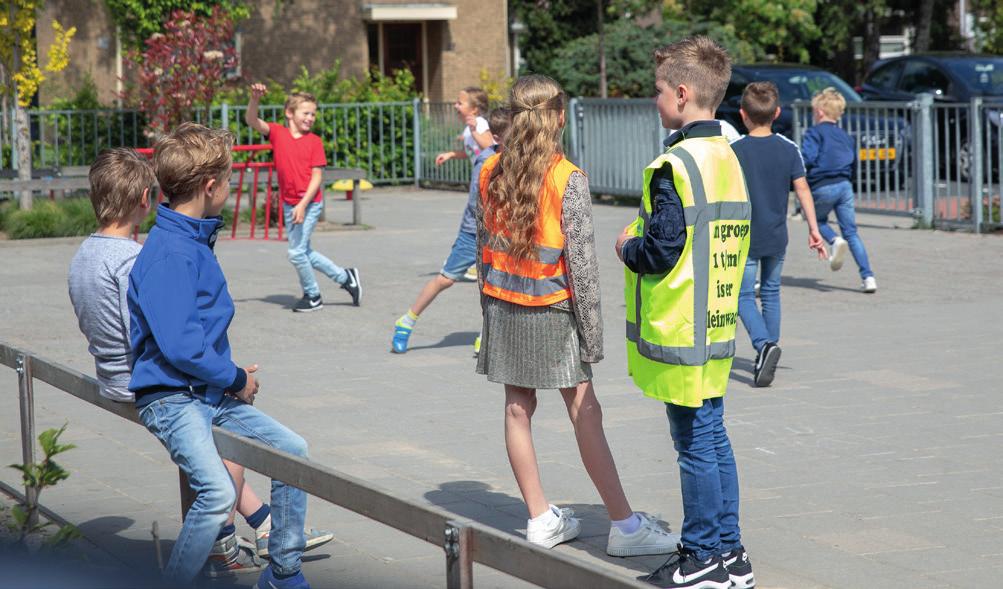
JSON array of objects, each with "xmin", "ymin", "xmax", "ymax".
[
  {"xmin": 860, "ymin": 53, "xmax": 1003, "ymax": 178},
  {"xmin": 718, "ymin": 64, "xmax": 908, "ymax": 182}
]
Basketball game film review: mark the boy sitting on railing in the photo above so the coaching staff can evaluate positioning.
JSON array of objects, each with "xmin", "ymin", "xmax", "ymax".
[
  {"xmin": 119, "ymin": 124, "xmax": 315, "ymax": 589},
  {"xmin": 68, "ymin": 147, "xmax": 333, "ymax": 583}
]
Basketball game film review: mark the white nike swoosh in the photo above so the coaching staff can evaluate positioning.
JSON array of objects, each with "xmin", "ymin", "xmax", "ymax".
[{"xmin": 672, "ymin": 562, "xmax": 720, "ymax": 584}]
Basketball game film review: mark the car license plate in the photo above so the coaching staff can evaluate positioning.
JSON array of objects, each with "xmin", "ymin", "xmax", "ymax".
[{"xmin": 859, "ymin": 148, "xmax": 896, "ymax": 161}]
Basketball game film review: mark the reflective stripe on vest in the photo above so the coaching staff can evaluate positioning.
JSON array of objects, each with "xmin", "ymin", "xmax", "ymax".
[
  {"xmin": 479, "ymin": 154, "xmax": 579, "ymax": 306},
  {"xmin": 623, "ymin": 135, "xmax": 751, "ymax": 407}
]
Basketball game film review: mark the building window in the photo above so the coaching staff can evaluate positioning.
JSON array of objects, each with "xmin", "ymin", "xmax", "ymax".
[{"xmin": 381, "ymin": 23, "xmax": 423, "ymax": 89}]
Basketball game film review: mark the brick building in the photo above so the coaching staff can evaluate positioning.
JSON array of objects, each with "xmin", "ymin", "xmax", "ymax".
[{"xmin": 38, "ymin": 0, "xmax": 510, "ymax": 104}]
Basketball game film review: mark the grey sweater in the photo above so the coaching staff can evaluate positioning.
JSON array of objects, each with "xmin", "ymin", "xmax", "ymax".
[{"xmin": 68, "ymin": 234, "xmax": 141, "ymax": 402}]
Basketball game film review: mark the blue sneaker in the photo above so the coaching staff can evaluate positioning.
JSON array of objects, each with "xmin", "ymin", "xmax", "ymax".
[
  {"xmin": 391, "ymin": 324, "xmax": 412, "ymax": 354},
  {"xmin": 255, "ymin": 566, "xmax": 310, "ymax": 589}
]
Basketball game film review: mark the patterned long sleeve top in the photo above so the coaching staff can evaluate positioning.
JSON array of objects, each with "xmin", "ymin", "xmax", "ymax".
[{"xmin": 476, "ymin": 171, "xmax": 604, "ymax": 363}]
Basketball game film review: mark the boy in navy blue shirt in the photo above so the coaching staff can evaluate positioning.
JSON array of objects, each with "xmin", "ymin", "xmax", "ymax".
[
  {"xmin": 731, "ymin": 82, "xmax": 827, "ymax": 387},
  {"xmin": 129, "ymin": 123, "xmax": 312, "ymax": 589},
  {"xmin": 801, "ymin": 87, "xmax": 877, "ymax": 293}
]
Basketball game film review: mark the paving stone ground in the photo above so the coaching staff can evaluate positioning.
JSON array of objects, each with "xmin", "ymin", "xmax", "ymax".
[{"xmin": 1, "ymin": 187, "xmax": 1001, "ymax": 588}]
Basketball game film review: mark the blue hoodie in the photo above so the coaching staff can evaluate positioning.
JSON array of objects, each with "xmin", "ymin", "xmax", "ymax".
[
  {"xmin": 128, "ymin": 204, "xmax": 246, "ymax": 409},
  {"xmin": 801, "ymin": 121, "xmax": 856, "ymax": 190}
]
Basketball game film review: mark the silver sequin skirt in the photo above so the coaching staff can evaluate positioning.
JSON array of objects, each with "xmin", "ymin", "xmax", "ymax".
[{"xmin": 475, "ymin": 297, "xmax": 593, "ymax": 389}]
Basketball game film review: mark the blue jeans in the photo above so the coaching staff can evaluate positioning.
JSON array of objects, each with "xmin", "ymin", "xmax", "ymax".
[
  {"xmin": 139, "ymin": 393, "xmax": 308, "ymax": 584},
  {"xmin": 738, "ymin": 254, "xmax": 784, "ymax": 352},
  {"xmin": 285, "ymin": 201, "xmax": 348, "ymax": 297},
  {"xmin": 812, "ymin": 181, "xmax": 874, "ymax": 279},
  {"xmin": 665, "ymin": 398, "xmax": 741, "ymax": 561},
  {"xmin": 440, "ymin": 230, "xmax": 477, "ymax": 280}
]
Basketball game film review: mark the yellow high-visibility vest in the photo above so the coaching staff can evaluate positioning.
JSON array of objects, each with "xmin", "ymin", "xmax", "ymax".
[{"xmin": 624, "ymin": 135, "xmax": 751, "ymax": 407}]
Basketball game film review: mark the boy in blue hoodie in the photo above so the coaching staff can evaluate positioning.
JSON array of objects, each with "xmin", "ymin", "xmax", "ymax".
[{"xmin": 128, "ymin": 123, "xmax": 311, "ymax": 589}]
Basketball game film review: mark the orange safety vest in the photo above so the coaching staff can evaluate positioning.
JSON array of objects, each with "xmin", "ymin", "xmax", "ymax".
[{"xmin": 478, "ymin": 154, "xmax": 580, "ymax": 306}]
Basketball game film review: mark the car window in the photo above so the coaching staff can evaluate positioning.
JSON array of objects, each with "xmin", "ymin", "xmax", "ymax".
[
  {"xmin": 755, "ymin": 70, "xmax": 862, "ymax": 103},
  {"xmin": 942, "ymin": 58, "xmax": 1003, "ymax": 96},
  {"xmin": 898, "ymin": 62, "xmax": 951, "ymax": 96},
  {"xmin": 867, "ymin": 62, "xmax": 904, "ymax": 91},
  {"xmin": 724, "ymin": 72, "xmax": 750, "ymax": 106}
]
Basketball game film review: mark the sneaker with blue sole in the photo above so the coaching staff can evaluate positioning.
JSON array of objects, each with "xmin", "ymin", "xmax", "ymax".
[
  {"xmin": 391, "ymin": 324, "xmax": 412, "ymax": 354},
  {"xmin": 255, "ymin": 566, "xmax": 310, "ymax": 589}
]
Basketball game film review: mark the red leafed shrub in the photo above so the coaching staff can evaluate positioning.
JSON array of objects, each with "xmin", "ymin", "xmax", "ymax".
[{"xmin": 123, "ymin": 7, "xmax": 239, "ymax": 137}]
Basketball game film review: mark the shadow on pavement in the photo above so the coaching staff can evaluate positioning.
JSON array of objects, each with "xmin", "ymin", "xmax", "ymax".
[
  {"xmin": 407, "ymin": 331, "xmax": 478, "ymax": 351},
  {"xmin": 780, "ymin": 276, "xmax": 862, "ymax": 293},
  {"xmin": 235, "ymin": 294, "xmax": 354, "ymax": 309}
]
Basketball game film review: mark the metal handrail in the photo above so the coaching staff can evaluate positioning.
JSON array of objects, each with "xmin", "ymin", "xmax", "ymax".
[{"xmin": 0, "ymin": 341, "xmax": 651, "ymax": 588}]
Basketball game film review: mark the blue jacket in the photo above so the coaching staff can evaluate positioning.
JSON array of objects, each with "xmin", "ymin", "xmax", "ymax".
[
  {"xmin": 801, "ymin": 122, "xmax": 856, "ymax": 190},
  {"xmin": 128, "ymin": 204, "xmax": 246, "ymax": 408}
]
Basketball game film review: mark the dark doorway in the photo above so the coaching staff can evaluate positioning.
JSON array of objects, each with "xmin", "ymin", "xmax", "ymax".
[{"xmin": 381, "ymin": 22, "xmax": 423, "ymax": 90}]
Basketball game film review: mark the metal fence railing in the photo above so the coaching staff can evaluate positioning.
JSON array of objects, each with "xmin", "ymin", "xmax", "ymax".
[
  {"xmin": 417, "ymin": 102, "xmax": 474, "ymax": 187},
  {"xmin": 0, "ymin": 340, "xmax": 650, "ymax": 588}
]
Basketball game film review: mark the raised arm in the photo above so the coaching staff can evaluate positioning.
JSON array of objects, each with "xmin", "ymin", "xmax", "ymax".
[{"xmin": 245, "ymin": 83, "xmax": 271, "ymax": 136}]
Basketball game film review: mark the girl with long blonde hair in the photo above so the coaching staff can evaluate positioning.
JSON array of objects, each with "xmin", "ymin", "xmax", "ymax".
[{"xmin": 475, "ymin": 75, "xmax": 677, "ymax": 555}]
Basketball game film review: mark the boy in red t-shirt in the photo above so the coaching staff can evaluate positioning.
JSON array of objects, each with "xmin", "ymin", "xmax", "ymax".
[{"xmin": 246, "ymin": 84, "xmax": 361, "ymax": 312}]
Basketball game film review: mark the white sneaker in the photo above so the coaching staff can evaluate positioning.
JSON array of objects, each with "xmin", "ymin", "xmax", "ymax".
[
  {"xmin": 862, "ymin": 276, "xmax": 877, "ymax": 293},
  {"xmin": 829, "ymin": 237, "xmax": 849, "ymax": 271},
  {"xmin": 526, "ymin": 505, "xmax": 581, "ymax": 549},
  {"xmin": 606, "ymin": 513, "xmax": 679, "ymax": 557}
]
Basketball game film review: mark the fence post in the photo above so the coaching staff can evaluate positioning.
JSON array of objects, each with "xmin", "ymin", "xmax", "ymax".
[
  {"xmin": 352, "ymin": 178, "xmax": 361, "ymax": 225},
  {"xmin": 567, "ymin": 97, "xmax": 581, "ymax": 166},
  {"xmin": 16, "ymin": 354, "xmax": 39, "ymax": 530},
  {"xmin": 221, "ymin": 103, "xmax": 230, "ymax": 131},
  {"xmin": 970, "ymin": 97, "xmax": 984, "ymax": 234},
  {"xmin": 444, "ymin": 521, "xmax": 472, "ymax": 589},
  {"xmin": 413, "ymin": 98, "xmax": 422, "ymax": 188},
  {"xmin": 914, "ymin": 93, "xmax": 935, "ymax": 228},
  {"xmin": 792, "ymin": 102, "xmax": 803, "ymax": 144}
]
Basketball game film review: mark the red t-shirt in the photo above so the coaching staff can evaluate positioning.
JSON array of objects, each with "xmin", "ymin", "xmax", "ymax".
[{"xmin": 266, "ymin": 122, "xmax": 327, "ymax": 205}]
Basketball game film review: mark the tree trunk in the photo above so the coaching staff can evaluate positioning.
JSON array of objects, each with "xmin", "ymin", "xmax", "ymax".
[
  {"xmin": 598, "ymin": 0, "xmax": 607, "ymax": 98},
  {"xmin": 914, "ymin": 0, "xmax": 935, "ymax": 52},
  {"xmin": 861, "ymin": 5, "xmax": 883, "ymax": 84},
  {"xmin": 14, "ymin": 101, "xmax": 31, "ymax": 210}
]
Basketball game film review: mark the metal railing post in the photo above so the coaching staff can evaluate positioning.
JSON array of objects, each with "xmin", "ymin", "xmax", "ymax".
[
  {"xmin": 221, "ymin": 103, "xmax": 230, "ymax": 131},
  {"xmin": 567, "ymin": 97, "xmax": 581, "ymax": 167},
  {"xmin": 352, "ymin": 178, "xmax": 361, "ymax": 225},
  {"xmin": 914, "ymin": 94, "xmax": 935, "ymax": 227},
  {"xmin": 445, "ymin": 521, "xmax": 472, "ymax": 589},
  {"xmin": 16, "ymin": 354, "xmax": 39, "ymax": 529},
  {"xmin": 970, "ymin": 97, "xmax": 984, "ymax": 234},
  {"xmin": 413, "ymin": 98, "xmax": 422, "ymax": 188}
]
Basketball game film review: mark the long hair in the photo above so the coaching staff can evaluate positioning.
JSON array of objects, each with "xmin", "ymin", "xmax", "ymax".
[{"xmin": 485, "ymin": 75, "xmax": 566, "ymax": 262}]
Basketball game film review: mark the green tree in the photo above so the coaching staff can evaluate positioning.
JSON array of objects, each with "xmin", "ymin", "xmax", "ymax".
[
  {"xmin": 104, "ymin": 0, "xmax": 249, "ymax": 48},
  {"xmin": 552, "ymin": 19, "xmax": 759, "ymax": 97},
  {"xmin": 971, "ymin": 0, "xmax": 1003, "ymax": 53}
]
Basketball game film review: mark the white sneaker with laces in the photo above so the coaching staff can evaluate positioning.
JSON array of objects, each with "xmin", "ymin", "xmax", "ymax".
[
  {"xmin": 862, "ymin": 276, "xmax": 877, "ymax": 293},
  {"xmin": 526, "ymin": 505, "xmax": 581, "ymax": 549},
  {"xmin": 606, "ymin": 513, "xmax": 679, "ymax": 557},
  {"xmin": 829, "ymin": 237, "xmax": 849, "ymax": 271}
]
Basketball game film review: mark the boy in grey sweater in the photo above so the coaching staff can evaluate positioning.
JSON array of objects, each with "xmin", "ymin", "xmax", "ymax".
[{"xmin": 67, "ymin": 148, "xmax": 331, "ymax": 579}]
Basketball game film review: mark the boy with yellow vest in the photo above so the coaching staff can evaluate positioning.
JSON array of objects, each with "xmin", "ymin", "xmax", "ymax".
[{"xmin": 615, "ymin": 37, "xmax": 754, "ymax": 589}]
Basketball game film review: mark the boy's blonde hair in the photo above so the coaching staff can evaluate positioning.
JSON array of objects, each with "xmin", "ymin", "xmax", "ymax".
[
  {"xmin": 153, "ymin": 122, "xmax": 234, "ymax": 204},
  {"xmin": 654, "ymin": 36, "xmax": 731, "ymax": 111},
  {"xmin": 741, "ymin": 82, "xmax": 780, "ymax": 127},
  {"xmin": 812, "ymin": 87, "xmax": 846, "ymax": 119},
  {"xmin": 88, "ymin": 148, "xmax": 156, "ymax": 226},
  {"xmin": 285, "ymin": 91, "xmax": 317, "ymax": 114},
  {"xmin": 462, "ymin": 86, "xmax": 489, "ymax": 116}
]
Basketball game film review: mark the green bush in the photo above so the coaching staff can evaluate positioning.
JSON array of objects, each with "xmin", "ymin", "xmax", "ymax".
[{"xmin": 2, "ymin": 198, "xmax": 98, "ymax": 239}]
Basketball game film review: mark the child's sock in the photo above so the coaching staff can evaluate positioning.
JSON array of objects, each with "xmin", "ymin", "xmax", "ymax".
[
  {"xmin": 396, "ymin": 310, "xmax": 418, "ymax": 329},
  {"xmin": 611, "ymin": 513, "xmax": 642, "ymax": 535},
  {"xmin": 245, "ymin": 503, "xmax": 271, "ymax": 530},
  {"xmin": 216, "ymin": 523, "xmax": 236, "ymax": 541},
  {"xmin": 528, "ymin": 506, "xmax": 559, "ymax": 528}
]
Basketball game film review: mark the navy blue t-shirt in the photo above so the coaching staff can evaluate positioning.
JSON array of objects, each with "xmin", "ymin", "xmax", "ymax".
[{"xmin": 731, "ymin": 134, "xmax": 806, "ymax": 259}]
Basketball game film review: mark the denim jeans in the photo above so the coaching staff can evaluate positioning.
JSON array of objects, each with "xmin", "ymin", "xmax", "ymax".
[
  {"xmin": 139, "ymin": 393, "xmax": 308, "ymax": 584},
  {"xmin": 285, "ymin": 201, "xmax": 348, "ymax": 297},
  {"xmin": 665, "ymin": 398, "xmax": 741, "ymax": 561},
  {"xmin": 812, "ymin": 181, "xmax": 874, "ymax": 279},
  {"xmin": 440, "ymin": 230, "xmax": 477, "ymax": 280},
  {"xmin": 738, "ymin": 254, "xmax": 784, "ymax": 352}
]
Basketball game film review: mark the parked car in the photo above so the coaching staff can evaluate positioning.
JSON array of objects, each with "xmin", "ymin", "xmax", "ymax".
[
  {"xmin": 718, "ymin": 64, "xmax": 909, "ymax": 182},
  {"xmin": 859, "ymin": 53, "xmax": 1003, "ymax": 179}
]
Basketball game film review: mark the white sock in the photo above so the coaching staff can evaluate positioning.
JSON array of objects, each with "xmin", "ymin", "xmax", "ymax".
[
  {"xmin": 256, "ymin": 514, "xmax": 272, "ymax": 535},
  {"xmin": 528, "ymin": 505, "xmax": 559, "ymax": 528},
  {"xmin": 612, "ymin": 513, "xmax": 642, "ymax": 535}
]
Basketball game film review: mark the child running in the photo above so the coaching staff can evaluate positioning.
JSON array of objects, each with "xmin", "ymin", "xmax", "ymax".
[
  {"xmin": 391, "ymin": 106, "xmax": 509, "ymax": 354},
  {"xmin": 731, "ymin": 82, "xmax": 828, "ymax": 387},
  {"xmin": 246, "ymin": 84, "xmax": 361, "ymax": 312},
  {"xmin": 67, "ymin": 149, "xmax": 333, "ymax": 580},
  {"xmin": 476, "ymin": 74, "xmax": 677, "ymax": 557},
  {"xmin": 616, "ymin": 37, "xmax": 753, "ymax": 588},
  {"xmin": 802, "ymin": 87, "xmax": 877, "ymax": 293}
]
